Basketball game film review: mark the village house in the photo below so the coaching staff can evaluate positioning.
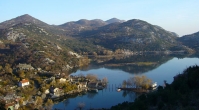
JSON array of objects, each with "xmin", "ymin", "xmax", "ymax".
[
  {"xmin": 49, "ymin": 86, "xmax": 59, "ymax": 95},
  {"xmin": 45, "ymin": 89, "xmax": 50, "ymax": 94},
  {"xmin": 88, "ymin": 82, "xmax": 98, "ymax": 88},
  {"xmin": 77, "ymin": 82, "xmax": 87, "ymax": 89},
  {"xmin": 18, "ymin": 79, "xmax": 29, "ymax": 87},
  {"xmin": 49, "ymin": 86, "xmax": 63, "ymax": 98},
  {"xmin": 59, "ymin": 78, "xmax": 66, "ymax": 83}
]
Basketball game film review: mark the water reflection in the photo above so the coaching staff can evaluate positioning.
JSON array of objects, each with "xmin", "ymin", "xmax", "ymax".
[
  {"xmin": 62, "ymin": 99, "xmax": 69, "ymax": 110},
  {"xmin": 79, "ymin": 55, "xmax": 175, "ymax": 73},
  {"xmin": 122, "ymin": 91, "xmax": 128, "ymax": 97},
  {"xmin": 87, "ymin": 92, "xmax": 97, "ymax": 99}
]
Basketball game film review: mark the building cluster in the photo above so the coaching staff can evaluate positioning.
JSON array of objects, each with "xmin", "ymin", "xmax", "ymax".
[{"xmin": 0, "ymin": 62, "xmax": 107, "ymax": 109}]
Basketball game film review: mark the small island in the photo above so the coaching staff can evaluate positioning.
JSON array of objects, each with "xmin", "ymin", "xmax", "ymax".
[{"xmin": 118, "ymin": 75, "xmax": 157, "ymax": 93}]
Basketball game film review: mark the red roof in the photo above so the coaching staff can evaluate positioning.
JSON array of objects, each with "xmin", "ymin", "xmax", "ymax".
[
  {"xmin": 5, "ymin": 102, "xmax": 15, "ymax": 108},
  {"xmin": 20, "ymin": 79, "xmax": 29, "ymax": 83}
]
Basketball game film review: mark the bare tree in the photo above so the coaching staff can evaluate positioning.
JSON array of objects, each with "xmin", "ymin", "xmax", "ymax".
[
  {"xmin": 102, "ymin": 77, "xmax": 108, "ymax": 83},
  {"xmin": 127, "ymin": 78, "xmax": 133, "ymax": 88},
  {"xmin": 86, "ymin": 74, "xmax": 98, "ymax": 81},
  {"xmin": 122, "ymin": 80, "xmax": 127, "ymax": 88},
  {"xmin": 45, "ymin": 99, "xmax": 53, "ymax": 110},
  {"xmin": 127, "ymin": 75, "xmax": 153, "ymax": 89}
]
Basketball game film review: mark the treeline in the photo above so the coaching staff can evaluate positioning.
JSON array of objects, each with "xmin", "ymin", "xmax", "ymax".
[{"xmin": 111, "ymin": 65, "xmax": 199, "ymax": 110}]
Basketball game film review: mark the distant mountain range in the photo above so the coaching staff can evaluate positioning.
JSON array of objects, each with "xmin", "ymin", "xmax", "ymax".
[
  {"xmin": 78, "ymin": 19, "xmax": 181, "ymax": 51},
  {"xmin": 59, "ymin": 17, "xmax": 125, "ymax": 29},
  {"xmin": 105, "ymin": 18, "xmax": 125, "ymax": 24},
  {"xmin": 0, "ymin": 14, "xmax": 197, "ymax": 54}
]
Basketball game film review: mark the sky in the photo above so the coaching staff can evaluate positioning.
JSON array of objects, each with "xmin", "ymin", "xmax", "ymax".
[{"xmin": 0, "ymin": 0, "xmax": 199, "ymax": 36}]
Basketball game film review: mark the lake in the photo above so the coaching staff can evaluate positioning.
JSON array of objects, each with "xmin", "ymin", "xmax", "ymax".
[{"xmin": 53, "ymin": 55, "xmax": 199, "ymax": 109}]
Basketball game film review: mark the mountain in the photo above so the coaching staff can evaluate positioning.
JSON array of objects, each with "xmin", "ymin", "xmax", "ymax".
[
  {"xmin": 59, "ymin": 18, "xmax": 125, "ymax": 33},
  {"xmin": 0, "ymin": 14, "xmax": 67, "ymax": 35},
  {"xmin": 77, "ymin": 19, "xmax": 183, "ymax": 52},
  {"xmin": 0, "ymin": 14, "xmax": 195, "ymax": 55},
  {"xmin": 0, "ymin": 14, "xmax": 49, "ymax": 29},
  {"xmin": 106, "ymin": 18, "xmax": 125, "ymax": 24},
  {"xmin": 59, "ymin": 19, "xmax": 107, "ymax": 32},
  {"xmin": 178, "ymin": 31, "xmax": 199, "ymax": 52}
]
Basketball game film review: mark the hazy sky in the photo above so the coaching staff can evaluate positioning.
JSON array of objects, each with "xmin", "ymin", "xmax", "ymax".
[{"xmin": 0, "ymin": 0, "xmax": 199, "ymax": 36}]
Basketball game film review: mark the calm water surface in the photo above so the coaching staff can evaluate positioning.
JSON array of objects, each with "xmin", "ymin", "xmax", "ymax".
[{"xmin": 53, "ymin": 57, "xmax": 199, "ymax": 109}]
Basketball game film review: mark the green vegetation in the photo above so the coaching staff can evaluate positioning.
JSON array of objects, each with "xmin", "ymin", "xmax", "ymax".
[{"xmin": 111, "ymin": 65, "xmax": 199, "ymax": 110}]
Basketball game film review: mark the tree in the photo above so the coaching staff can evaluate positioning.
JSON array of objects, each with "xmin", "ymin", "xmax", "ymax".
[
  {"xmin": 92, "ymin": 52, "xmax": 97, "ymax": 56},
  {"xmin": 19, "ymin": 98, "xmax": 24, "ymax": 106},
  {"xmin": 17, "ymin": 70, "xmax": 25, "ymax": 78},
  {"xmin": 0, "ymin": 101, "xmax": 6, "ymax": 110},
  {"xmin": 122, "ymin": 80, "xmax": 127, "ymax": 88},
  {"xmin": 35, "ymin": 96, "xmax": 43, "ymax": 108},
  {"xmin": 102, "ymin": 77, "xmax": 108, "ymax": 83},
  {"xmin": 127, "ymin": 78, "xmax": 133, "ymax": 88},
  {"xmin": 4, "ymin": 63, "xmax": 12, "ymax": 74},
  {"xmin": 45, "ymin": 99, "xmax": 53, "ymax": 110},
  {"xmin": 0, "ymin": 65, "xmax": 3, "ymax": 71},
  {"xmin": 86, "ymin": 74, "xmax": 98, "ymax": 81},
  {"xmin": 127, "ymin": 75, "xmax": 153, "ymax": 89}
]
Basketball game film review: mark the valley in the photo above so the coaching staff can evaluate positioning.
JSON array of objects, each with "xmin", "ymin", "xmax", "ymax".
[{"xmin": 0, "ymin": 14, "xmax": 199, "ymax": 109}]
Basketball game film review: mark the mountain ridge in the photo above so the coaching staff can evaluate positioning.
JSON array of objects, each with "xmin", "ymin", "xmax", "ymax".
[
  {"xmin": 0, "ymin": 14, "xmax": 196, "ymax": 54},
  {"xmin": 77, "ymin": 19, "xmax": 181, "ymax": 52}
]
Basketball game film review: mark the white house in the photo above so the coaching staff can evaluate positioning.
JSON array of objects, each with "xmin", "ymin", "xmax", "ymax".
[
  {"xmin": 59, "ymin": 78, "xmax": 66, "ymax": 83},
  {"xmin": 45, "ymin": 89, "xmax": 50, "ymax": 94},
  {"xmin": 77, "ymin": 82, "xmax": 87, "ymax": 89},
  {"xmin": 18, "ymin": 79, "xmax": 29, "ymax": 87}
]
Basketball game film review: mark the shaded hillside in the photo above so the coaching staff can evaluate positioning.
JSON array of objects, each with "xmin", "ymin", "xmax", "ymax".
[
  {"xmin": 77, "ymin": 19, "xmax": 186, "ymax": 52},
  {"xmin": 178, "ymin": 31, "xmax": 199, "ymax": 52}
]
